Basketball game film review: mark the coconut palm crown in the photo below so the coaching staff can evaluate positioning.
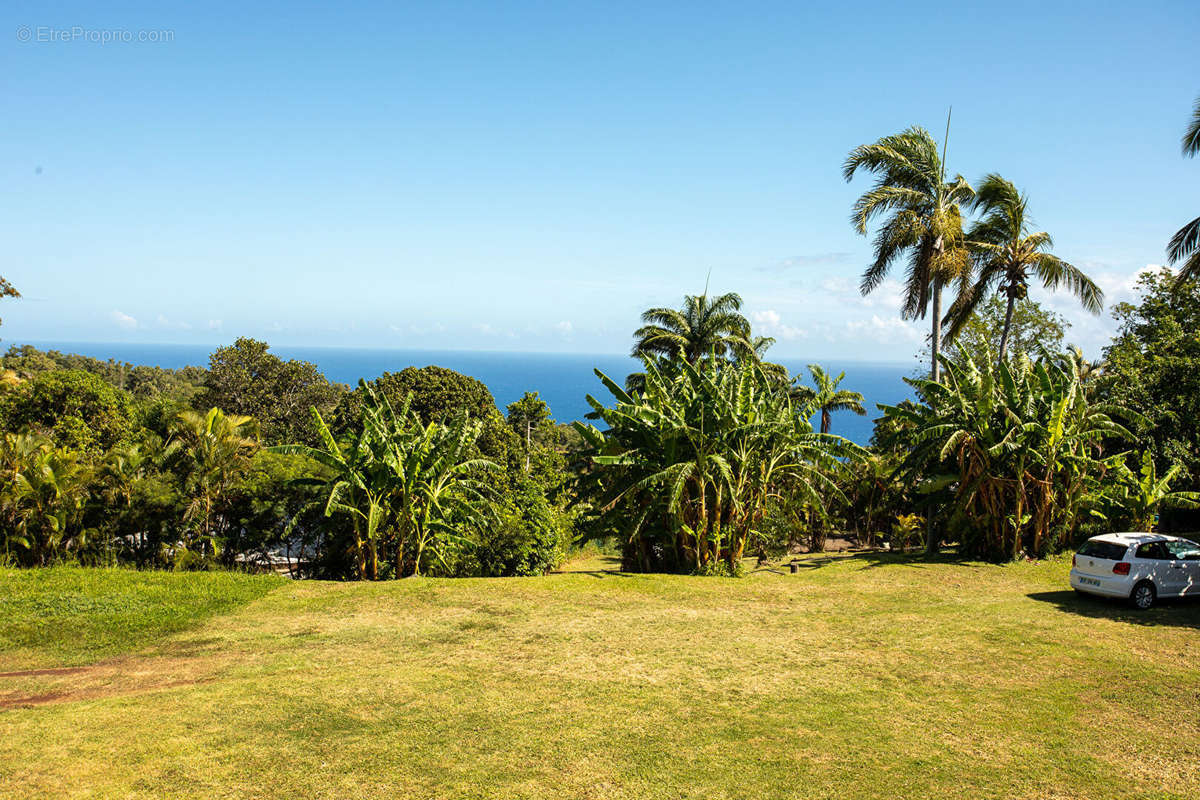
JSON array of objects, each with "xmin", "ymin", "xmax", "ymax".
[
  {"xmin": 632, "ymin": 290, "xmax": 754, "ymax": 363},
  {"xmin": 791, "ymin": 364, "xmax": 866, "ymax": 434},
  {"xmin": 1168, "ymin": 96, "xmax": 1200, "ymax": 288},
  {"xmin": 947, "ymin": 174, "xmax": 1102, "ymax": 362},
  {"xmin": 843, "ymin": 124, "xmax": 974, "ymax": 382}
]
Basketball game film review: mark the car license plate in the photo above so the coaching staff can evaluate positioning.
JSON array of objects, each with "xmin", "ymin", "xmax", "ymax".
[{"xmin": 1079, "ymin": 577, "xmax": 1101, "ymax": 587}]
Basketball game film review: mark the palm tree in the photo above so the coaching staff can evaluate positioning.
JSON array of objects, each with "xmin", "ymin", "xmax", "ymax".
[
  {"xmin": 98, "ymin": 443, "xmax": 150, "ymax": 564},
  {"xmin": 844, "ymin": 122, "xmax": 974, "ymax": 382},
  {"xmin": 791, "ymin": 364, "xmax": 866, "ymax": 434},
  {"xmin": 1168, "ymin": 96, "xmax": 1200, "ymax": 287},
  {"xmin": 3, "ymin": 440, "xmax": 91, "ymax": 566},
  {"xmin": 1058, "ymin": 345, "xmax": 1104, "ymax": 399},
  {"xmin": 946, "ymin": 175, "xmax": 1102, "ymax": 362},
  {"xmin": 632, "ymin": 289, "xmax": 754, "ymax": 363},
  {"xmin": 168, "ymin": 408, "xmax": 259, "ymax": 557}
]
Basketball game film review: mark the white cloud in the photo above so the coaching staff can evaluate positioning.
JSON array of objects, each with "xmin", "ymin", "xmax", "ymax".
[
  {"xmin": 845, "ymin": 314, "xmax": 924, "ymax": 344},
  {"xmin": 207, "ymin": 319, "xmax": 223, "ymax": 330},
  {"xmin": 472, "ymin": 323, "xmax": 518, "ymax": 339},
  {"xmin": 554, "ymin": 320, "xmax": 574, "ymax": 336},
  {"xmin": 819, "ymin": 276, "xmax": 854, "ymax": 295},
  {"xmin": 110, "ymin": 310, "xmax": 137, "ymax": 330},
  {"xmin": 397, "ymin": 322, "xmax": 448, "ymax": 336},
  {"xmin": 752, "ymin": 309, "xmax": 807, "ymax": 341},
  {"xmin": 155, "ymin": 314, "xmax": 191, "ymax": 330}
]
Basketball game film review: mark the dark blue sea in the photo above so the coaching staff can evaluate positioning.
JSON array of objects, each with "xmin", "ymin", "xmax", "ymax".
[{"xmin": 12, "ymin": 341, "xmax": 913, "ymax": 445}]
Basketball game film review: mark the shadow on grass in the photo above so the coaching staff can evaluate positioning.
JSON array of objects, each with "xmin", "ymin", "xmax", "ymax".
[
  {"xmin": 764, "ymin": 550, "xmax": 984, "ymax": 573},
  {"xmin": 553, "ymin": 555, "xmax": 636, "ymax": 578},
  {"xmin": 1027, "ymin": 589, "xmax": 1200, "ymax": 630}
]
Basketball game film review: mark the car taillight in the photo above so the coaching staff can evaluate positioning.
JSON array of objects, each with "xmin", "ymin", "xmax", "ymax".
[{"xmin": 1113, "ymin": 562, "xmax": 1131, "ymax": 575}]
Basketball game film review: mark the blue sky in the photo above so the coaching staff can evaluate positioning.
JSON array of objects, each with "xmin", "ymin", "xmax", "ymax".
[{"xmin": 2, "ymin": 1, "xmax": 1196, "ymax": 361}]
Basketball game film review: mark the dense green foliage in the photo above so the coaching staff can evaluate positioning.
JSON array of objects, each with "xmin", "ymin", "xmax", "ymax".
[
  {"xmin": 1096, "ymin": 268, "xmax": 1200, "ymax": 522},
  {"xmin": 2, "ymin": 344, "xmax": 207, "ymax": 403},
  {"xmin": 933, "ymin": 295, "xmax": 1069, "ymax": 366},
  {"xmin": 0, "ymin": 346, "xmax": 571, "ymax": 577},
  {"xmin": 0, "ymin": 370, "xmax": 133, "ymax": 453},
  {"xmin": 197, "ymin": 338, "xmax": 344, "ymax": 445},
  {"xmin": 881, "ymin": 352, "xmax": 1134, "ymax": 560},
  {"xmin": 575, "ymin": 356, "xmax": 858, "ymax": 573},
  {"xmin": 272, "ymin": 383, "xmax": 498, "ymax": 579}
]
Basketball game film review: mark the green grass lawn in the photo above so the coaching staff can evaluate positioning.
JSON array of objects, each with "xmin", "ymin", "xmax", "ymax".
[{"xmin": 0, "ymin": 555, "xmax": 1197, "ymax": 799}]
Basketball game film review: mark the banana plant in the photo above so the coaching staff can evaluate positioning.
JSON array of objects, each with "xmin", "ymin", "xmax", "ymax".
[
  {"xmin": 271, "ymin": 381, "xmax": 497, "ymax": 579},
  {"xmin": 1107, "ymin": 450, "xmax": 1200, "ymax": 531},
  {"xmin": 880, "ymin": 349, "xmax": 1135, "ymax": 561},
  {"xmin": 575, "ymin": 354, "xmax": 861, "ymax": 573}
]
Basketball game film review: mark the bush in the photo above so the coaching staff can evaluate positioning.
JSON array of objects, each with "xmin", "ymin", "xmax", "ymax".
[{"xmin": 475, "ymin": 487, "xmax": 567, "ymax": 577}]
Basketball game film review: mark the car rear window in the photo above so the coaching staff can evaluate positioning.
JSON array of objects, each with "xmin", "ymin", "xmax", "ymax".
[{"xmin": 1077, "ymin": 540, "xmax": 1128, "ymax": 560}]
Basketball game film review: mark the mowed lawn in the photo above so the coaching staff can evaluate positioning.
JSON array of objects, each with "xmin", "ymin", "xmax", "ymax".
[{"xmin": 1, "ymin": 556, "xmax": 1198, "ymax": 799}]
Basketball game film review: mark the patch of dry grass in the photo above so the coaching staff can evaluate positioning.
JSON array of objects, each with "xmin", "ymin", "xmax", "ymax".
[{"xmin": 1, "ymin": 555, "xmax": 1197, "ymax": 799}]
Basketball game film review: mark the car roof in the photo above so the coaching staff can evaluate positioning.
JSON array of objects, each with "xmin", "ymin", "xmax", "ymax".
[
  {"xmin": 1088, "ymin": 533, "xmax": 1196, "ymax": 545},
  {"xmin": 1088, "ymin": 533, "xmax": 1159, "ymax": 545}
]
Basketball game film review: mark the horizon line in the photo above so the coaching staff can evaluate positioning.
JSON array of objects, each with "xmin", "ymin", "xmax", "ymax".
[{"xmin": 5, "ymin": 338, "xmax": 918, "ymax": 368}]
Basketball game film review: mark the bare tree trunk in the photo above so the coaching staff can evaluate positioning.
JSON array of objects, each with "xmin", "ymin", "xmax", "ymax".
[{"xmin": 997, "ymin": 290, "xmax": 1017, "ymax": 364}]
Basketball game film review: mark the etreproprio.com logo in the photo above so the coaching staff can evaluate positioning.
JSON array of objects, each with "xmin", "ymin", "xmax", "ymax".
[{"xmin": 16, "ymin": 25, "xmax": 175, "ymax": 44}]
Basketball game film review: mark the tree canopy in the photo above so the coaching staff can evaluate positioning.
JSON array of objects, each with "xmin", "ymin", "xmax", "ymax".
[{"xmin": 196, "ymin": 338, "xmax": 344, "ymax": 445}]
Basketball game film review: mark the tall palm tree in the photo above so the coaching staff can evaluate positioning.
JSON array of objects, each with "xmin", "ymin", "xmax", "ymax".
[
  {"xmin": 632, "ymin": 289, "xmax": 753, "ymax": 363},
  {"xmin": 1168, "ymin": 96, "xmax": 1200, "ymax": 287},
  {"xmin": 844, "ymin": 123, "xmax": 974, "ymax": 382},
  {"xmin": 947, "ymin": 175, "xmax": 1103, "ymax": 362},
  {"xmin": 791, "ymin": 364, "xmax": 866, "ymax": 434}
]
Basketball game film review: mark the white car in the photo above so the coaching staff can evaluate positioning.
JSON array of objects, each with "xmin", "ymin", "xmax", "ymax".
[{"xmin": 1069, "ymin": 533, "xmax": 1200, "ymax": 609}]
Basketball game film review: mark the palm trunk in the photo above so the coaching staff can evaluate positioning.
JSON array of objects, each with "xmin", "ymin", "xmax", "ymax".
[
  {"xmin": 997, "ymin": 291, "xmax": 1017, "ymax": 364},
  {"xmin": 820, "ymin": 409, "xmax": 831, "ymax": 435},
  {"xmin": 930, "ymin": 281, "xmax": 943, "ymax": 383}
]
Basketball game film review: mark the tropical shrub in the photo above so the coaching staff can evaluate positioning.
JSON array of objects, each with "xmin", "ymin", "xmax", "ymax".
[
  {"xmin": 0, "ymin": 433, "xmax": 95, "ymax": 566},
  {"xmin": 1093, "ymin": 450, "xmax": 1200, "ymax": 532},
  {"xmin": 166, "ymin": 408, "xmax": 260, "ymax": 562},
  {"xmin": 474, "ymin": 484, "xmax": 568, "ymax": 577}
]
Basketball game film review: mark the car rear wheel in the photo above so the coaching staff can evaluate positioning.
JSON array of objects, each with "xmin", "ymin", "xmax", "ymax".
[{"xmin": 1130, "ymin": 580, "xmax": 1156, "ymax": 610}]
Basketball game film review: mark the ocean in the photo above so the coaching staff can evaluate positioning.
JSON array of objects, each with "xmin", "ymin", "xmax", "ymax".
[{"xmin": 12, "ymin": 341, "xmax": 915, "ymax": 445}]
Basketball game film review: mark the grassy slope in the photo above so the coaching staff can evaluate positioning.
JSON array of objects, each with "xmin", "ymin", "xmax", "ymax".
[
  {"xmin": 0, "ymin": 567, "xmax": 283, "ymax": 668},
  {"xmin": 0, "ymin": 555, "xmax": 1197, "ymax": 799}
]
